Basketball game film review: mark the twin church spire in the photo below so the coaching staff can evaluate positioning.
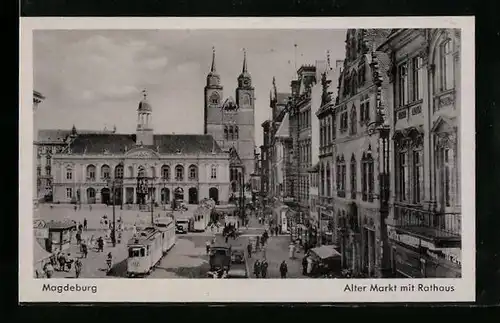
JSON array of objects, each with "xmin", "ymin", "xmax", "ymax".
[{"xmin": 207, "ymin": 47, "xmax": 252, "ymax": 88}]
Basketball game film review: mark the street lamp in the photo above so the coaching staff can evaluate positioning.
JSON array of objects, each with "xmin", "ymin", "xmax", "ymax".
[
  {"xmin": 107, "ymin": 177, "xmax": 123, "ymax": 247},
  {"xmin": 366, "ymin": 105, "xmax": 391, "ymax": 278}
]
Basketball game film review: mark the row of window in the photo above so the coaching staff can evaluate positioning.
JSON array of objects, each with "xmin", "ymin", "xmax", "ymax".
[
  {"xmin": 338, "ymin": 94, "xmax": 371, "ymax": 135},
  {"xmin": 299, "ymin": 140, "xmax": 312, "ymax": 166},
  {"xmin": 63, "ymin": 164, "xmax": 219, "ymax": 182},
  {"xmin": 342, "ymin": 61, "xmax": 367, "ymax": 100},
  {"xmin": 318, "ymin": 154, "xmax": 375, "ymax": 201},
  {"xmin": 298, "ymin": 109, "xmax": 311, "ymax": 131},
  {"xmin": 223, "ymin": 125, "xmax": 239, "ymax": 140}
]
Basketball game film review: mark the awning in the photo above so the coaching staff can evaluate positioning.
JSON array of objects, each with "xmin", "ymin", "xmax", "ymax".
[
  {"xmin": 33, "ymin": 239, "xmax": 51, "ymax": 264},
  {"xmin": 310, "ymin": 245, "xmax": 341, "ymax": 260}
]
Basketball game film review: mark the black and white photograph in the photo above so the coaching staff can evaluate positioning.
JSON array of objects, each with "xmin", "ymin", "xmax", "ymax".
[{"xmin": 21, "ymin": 18, "xmax": 475, "ymax": 302}]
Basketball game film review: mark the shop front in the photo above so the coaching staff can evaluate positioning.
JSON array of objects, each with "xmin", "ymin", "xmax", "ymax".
[{"xmin": 388, "ymin": 227, "xmax": 461, "ymax": 278}]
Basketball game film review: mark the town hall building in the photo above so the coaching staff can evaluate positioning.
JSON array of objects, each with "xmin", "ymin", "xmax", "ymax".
[{"xmin": 50, "ymin": 91, "xmax": 231, "ymax": 205}]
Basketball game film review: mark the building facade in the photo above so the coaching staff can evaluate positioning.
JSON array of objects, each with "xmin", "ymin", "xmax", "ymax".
[
  {"xmin": 317, "ymin": 59, "xmax": 343, "ymax": 246},
  {"xmin": 52, "ymin": 92, "xmax": 230, "ymax": 206},
  {"xmin": 204, "ymin": 48, "xmax": 255, "ymax": 182},
  {"xmin": 381, "ymin": 29, "xmax": 462, "ymax": 278},
  {"xmin": 33, "ymin": 90, "xmax": 45, "ymax": 209},
  {"xmin": 332, "ymin": 29, "xmax": 393, "ymax": 277}
]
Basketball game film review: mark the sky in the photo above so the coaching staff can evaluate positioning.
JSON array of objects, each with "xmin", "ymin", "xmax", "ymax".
[{"xmin": 34, "ymin": 29, "xmax": 347, "ymax": 146}]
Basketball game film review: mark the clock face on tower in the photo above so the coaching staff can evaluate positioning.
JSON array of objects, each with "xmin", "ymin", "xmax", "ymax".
[{"xmin": 243, "ymin": 79, "xmax": 250, "ymax": 87}]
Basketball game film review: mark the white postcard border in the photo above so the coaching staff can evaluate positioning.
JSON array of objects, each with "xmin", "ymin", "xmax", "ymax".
[{"xmin": 19, "ymin": 17, "xmax": 475, "ymax": 303}]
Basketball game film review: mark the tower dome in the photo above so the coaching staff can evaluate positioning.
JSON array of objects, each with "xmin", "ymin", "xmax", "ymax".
[{"xmin": 137, "ymin": 90, "xmax": 152, "ymax": 112}]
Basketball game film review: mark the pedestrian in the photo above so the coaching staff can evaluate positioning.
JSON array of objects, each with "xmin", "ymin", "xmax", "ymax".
[
  {"xmin": 76, "ymin": 231, "xmax": 82, "ymax": 248},
  {"xmin": 97, "ymin": 237, "xmax": 104, "ymax": 252},
  {"xmin": 132, "ymin": 224, "xmax": 137, "ymax": 237},
  {"xmin": 247, "ymin": 242, "xmax": 253, "ymax": 258},
  {"xmin": 81, "ymin": 242, "xmax": 88, "ymax": 258},
  {"xmin": 57, "ymin": 252, "xmax": 65, "ymax": 271},
  {"xmin": 302, "ymin": 256, "xmax": 308, "ymax": 275},
  {"xmin": 106, "ymin": 252, "xmax": 113, "ymax": 274},
  {"xmin": 90, "ymin": 235, "xmax": 96, "ymax": 250},
  {"xmin": 289, "ymin": 243, "xmax": 296, "ymax": 259},
  {"xmin": 280, "ymin": 260, "xmax": 288, "ymax": 278},
  {"xmin": 43, "ymin": 261, "xmax": 54, "ymax": 278},
  {"xmin": 78, "ymin": 223, "xmax": 83, "ymax": 232},
  {"xmin": 83, "ymin": 218, "xmax": 88, "ymax": 231},
  {"xmin": 89, "ymin": 204, "xmax": 92, "ymax": 211},
  {"xmin": 306, "ymin": 256, "xmax": 313, "ymax": 275},
  {"xmin": 261, "ymin": 259, "xmax": 268, "ymax": 278},
  {"xmin": 74, "ymin": 205, "xmax": 77, "ymax": 212},
  {"xmin": 205, "ymin": 240, "xmax": 211, "ymax": 255},
  {"xmin": 253, "ymin": 260, "xmax": 261, "ymax": 278},
  {"xmin": 75, "ymin": 258, "xmax": 82, "ymax": 278},
  {"xmin": 65, "ymin": 253, "xmax": 73, "ymax": 272}
]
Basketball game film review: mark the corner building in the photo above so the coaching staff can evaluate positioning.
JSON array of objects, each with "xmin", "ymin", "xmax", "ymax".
[
  {"xmin": 380, "ymin": 29, "xmax": 462, "ymax": 278},
  {"xmin": 52, "ymin": 91, "xmax": 230, "ymax": 206}
]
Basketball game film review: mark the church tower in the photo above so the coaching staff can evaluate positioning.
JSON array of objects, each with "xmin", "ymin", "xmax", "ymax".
[
  {"xmin": 136, "ymin": 89, "xmax": 154, "ymax": 146},
  {"xmin": 204, "ymin": 48, "xmax": 255, "ymax": 179},
  {"xmin": 204, "ymin": 47, "xmax": 223, "ymax": 134},
  {"xmin": 234, "ymin": 49, "xmax": 255, "ymax": 178}
]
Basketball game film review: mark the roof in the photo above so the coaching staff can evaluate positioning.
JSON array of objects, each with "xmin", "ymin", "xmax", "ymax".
[
  {"xmin": 37, "ymin": 129, "xmax": 115, "ymax": 143},
  {"xmin": 45, "ymin": 220, "xmax": 77, "ymax": 230},
  {"xmin": 275, "ymin": 112, "xmax": 289, "ymax": 139},
  {"xmin": 67, "ymin": 133, "xmax": 223, "ymax": 155},
  {"xmin": 138, "ymin": 99, "xmax": 152, "ymax": 112},
  {"xmin": 310, "ymin": 245, "xmax": 341, "ymax": 259}
]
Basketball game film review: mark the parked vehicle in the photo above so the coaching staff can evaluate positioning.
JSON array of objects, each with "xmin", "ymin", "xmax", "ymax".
[
  {"xmin": 303, "ymin": 245, "xmax": 342, "ymax": 278},
  {"xmin": 209, "ymin": 243, "xmax": 232, "ymax": 272},
  {"xmin": 231, "ymin": 246, "xmax": 245, "ymax": 264}
]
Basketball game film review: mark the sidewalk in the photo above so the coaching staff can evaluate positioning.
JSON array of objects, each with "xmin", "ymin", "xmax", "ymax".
[{"xmin": 247, "ymin": 235, "xmax": 305, "ymax": 279}]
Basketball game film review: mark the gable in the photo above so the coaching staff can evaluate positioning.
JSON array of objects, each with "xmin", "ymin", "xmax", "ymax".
[
  {"xmin": 125, "ymin": 147, "xmax": 160, "ymax": 159},
  {"xmin": 431, "ymin": 116, "xmax": 455, "ymax": 133}
]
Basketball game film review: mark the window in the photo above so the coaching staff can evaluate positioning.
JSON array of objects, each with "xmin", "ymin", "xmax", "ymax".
[
  {"xmin": 443, "ymin": 147, "xmax": 452, "ymax": 207},
  {"xmin": 101, "ymin": 165, "xmax": 110, "ymax": 179},
  {"xmin": 211, "ymin": 165, "xmax": 217, "ymax": 179},
  {"xmin": 114, "ymin": 164, "xmax": 124, "ymax": 179},
  {"xmin": 350, "ymin": 105, "xmax": 357, "ymax": 135},
  {"xmin": 362, "ymin": 153, "xmax": 375, "ymax": 202},
  {"xmin": 150, "ymin": 167, "xmax": 156, "ymax": 178},
  {"xmin": 358, "ymin": 63, "xmax": 366, "ymax": 86},
  {"xmin": 210, "ymin": 92, "xmax": 220, "ymax": 105},
  {"xmin": 360, "ymin": 94, "xmax": 370, "ymax": 123},
  {"xmin": 326, "ymin": 162, "xmax": 331, "ymax": 197},
  {"xmin": 189, "ymin": 165, "xmax": 198, "ymax": 180},
  {"xmin": 412, "ymin": 56, "xmax": 424, "ymax": 101},
  {"xmin": 224, "ymin": 126, "xmax": 229, "ymax": 140},
  {"xmin": 87, "ymin": 165, "xmax": 96, "ymax": 180},
  {"xmin": 234, "ymin": 126, "xmax": 239, "ymax": 140},
  {"xmin": 66, "ymin": 167, "xmax": 73, "ymax": 180},
  {"xmin": 327, "ymin": 116, "xmax": 332, "ymax": 144},
  {"xmin": 351, "ymin": 72, "xmax": 357, "ymax": 95},
  {"xmin": 138, "ymin": 166, "xmax": 146, "ymax": 178},
  {"xmin": 441, "ymin": 39, "xmax": 454, "ymax": 91},
  {"xmin": 412, "ymin": 149, "xmax": 423, "ymax": 204},
  {"xmin": 175, "ymin": 165, "xmax": 184, "ymax": 181},
  {"xmin": 336, "ymin": 156, "xmax": 346, "ymax": 197},
  {"xmin": 398, "ymin": 62, "xmax": 409, "ymax": 106},
  {"xmin": 37, "ymin": 166, "xmax": 41, "ymax": 176},
  {"xmin": 350, "ymin": 154, "xmax": 357, "ymax": 199},
  {"xmin": 228, "ymin": 126, "xmax": 234, "ymax": 140},
  {"xmin": 241, "ymin": 94, "xmax": 251, "ymax": 106},
  {"xmin": 44, "ymin": 165, "xmax": 51, "ymax": 176},
  {"xmin": 46, "ymin": 154, "xmax": 51, "ymax": 166},
  {"xmin": 340, "ymin": 106, "xmax": 348, "ymax": 132},
  {"xmin": 320, "ymin": 164, "xmax": 325, "ymax": 196},
  {"xmin": 66, "ymin": 188, "xmax": 73, "ymax": 199},
  {"xmin": 397, "ymin": 151, "xmax": 408, "ymax": 201},
  {"xmin": 161, "ymin": 165, "xmax": 170, "ymax": 180},
  {"xmin": 332, "ymin": 112, "xmax": 337, "ymax": 140},
  {"xmin": 128, "ymin": 166, "xmax": 134, "ymax": 178}
]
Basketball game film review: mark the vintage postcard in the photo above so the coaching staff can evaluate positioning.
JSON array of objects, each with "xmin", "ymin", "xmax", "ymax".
[{"xmin": 20, "ymin": 17, "xmax": 475, "ymax": 303}]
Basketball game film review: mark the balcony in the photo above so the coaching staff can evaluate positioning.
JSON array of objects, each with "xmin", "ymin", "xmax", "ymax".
[{"xmin": 393, "ymin": 204, "xmax": 461, "ymax": 248}]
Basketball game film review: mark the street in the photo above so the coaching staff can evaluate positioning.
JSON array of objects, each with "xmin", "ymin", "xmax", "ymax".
[{"xmin": 37, "ymin": 204, "xmax": 306, "ymax": 279}]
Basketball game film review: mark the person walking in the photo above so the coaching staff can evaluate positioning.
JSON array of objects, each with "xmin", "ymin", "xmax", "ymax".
[
  {"xmin": 43, "ymin": 261, "xmax": 54, "ymax": 278},
  {"xmin": 205, "ymin": 240, "xmax": 211, "ymax": 255},
  {"xmin": 97, "ymin": 236, "xmax": 104, "ymax": 253},
  {"xmin": 81, "ymin": 241, "xmax": 88, "ymax": 258},
  {"xmin": 74, "ymin": 258, "xmax": 82, "ymax": 278},
  {"xmin": 253, "ymin": 260, "xmax": 261, "ymax": 278},
  {"xmin": 302, "ymin": 256, "xmax": 308, "ymax": 276},
  {"xmin": 83, "ymin": 218, "xmax": 88, "ymax": 231},
  {"xmin": 261, "ymin": 259, "xmax": 268, "ymax": 278},
  {"xmin": 279, "ymin": 260, "xmax": 288, "ymax": 278},
  {"xmin": 247, "ymin": 242, "xmax": 253, "ymax": 258}
]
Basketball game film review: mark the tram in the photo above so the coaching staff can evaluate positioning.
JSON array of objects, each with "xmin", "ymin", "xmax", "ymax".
[
  {"xmin": 126, "ymin": 223, "xmax": 176, "ymax": 277},
  {"xmin": 154, "ymin": 216, "xmax": 177, "ymax": 254}
]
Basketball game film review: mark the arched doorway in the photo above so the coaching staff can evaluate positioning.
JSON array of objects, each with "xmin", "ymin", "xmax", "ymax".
[
  {"xmin": 188, "ymin": 187, "xmax": 198, "ymax": 204},
  {"xmin": 101, "ymin": 188, "xmax": 111, "ymax": 205},
  {"xmin": 174, "ymin": 187, "xmax": 184, "ymax": 201},
  {"xmin": 161, "ymin": 188, "xmax": 170, "ymax": 204},
  {"xmin": 209, "ymin": 187, "xmax": 219, "ymax": 204},
  {"xmin": 87, "ymin": 187, "xmax": 96, "ymax": 204}
]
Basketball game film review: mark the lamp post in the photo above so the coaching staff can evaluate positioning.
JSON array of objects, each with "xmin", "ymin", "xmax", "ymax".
[
  {"xmin": 366, "ymin": 107, "xmax": 391, "ymax": 278},
  {"xmin": 107, "ymin": 177, "xmax": 123, "ymax": 247}
]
